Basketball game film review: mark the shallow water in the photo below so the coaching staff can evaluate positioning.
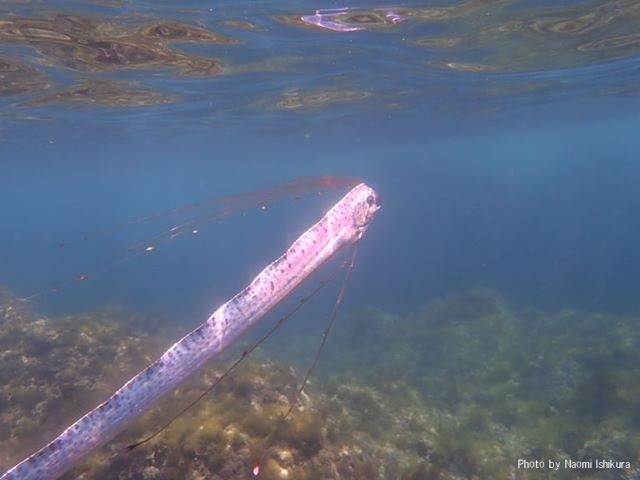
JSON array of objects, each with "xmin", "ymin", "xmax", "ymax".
[{"xmin": 1, "ymin": 1, "xmax": 640, "ymax": 479}]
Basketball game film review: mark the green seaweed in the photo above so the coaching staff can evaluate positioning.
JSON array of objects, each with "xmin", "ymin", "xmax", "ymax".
[{"xmin": 2, "ymin": 286, "xmax": 640, "ymax": 479}]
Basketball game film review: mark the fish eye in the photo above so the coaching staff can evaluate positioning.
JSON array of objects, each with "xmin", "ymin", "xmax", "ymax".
[{"xmin": 366, "ymin": 194, "xmax": 381, "ymax": 207}]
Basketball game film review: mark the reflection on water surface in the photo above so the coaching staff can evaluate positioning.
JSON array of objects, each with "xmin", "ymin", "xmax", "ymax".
[{"xmin": 0, "ymin": 0, "xmax": 639, "ymax": 115}]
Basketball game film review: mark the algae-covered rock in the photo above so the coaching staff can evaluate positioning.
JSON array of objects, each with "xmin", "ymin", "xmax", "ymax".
[
  {"xmin": 0, "ymin": 288, "xmax": 163, "ymax": 469},
  {"xmin": 2, "ymin": 286, "xmax": 640, "ymax": 479},
  {"xmin": 0, "ymin": 289, "xmax": 413, "ymax": 479}
]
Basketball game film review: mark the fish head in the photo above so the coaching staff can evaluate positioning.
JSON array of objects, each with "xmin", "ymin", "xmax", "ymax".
[{"xmin": 349, "ymin": 183, "xmax": 381, "ymax": 238}]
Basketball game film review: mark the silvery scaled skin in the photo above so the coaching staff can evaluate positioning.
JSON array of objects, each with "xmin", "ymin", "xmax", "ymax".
[{"xmin": 1, "ymin": 183, "xmax": 380, "ymax": 480}]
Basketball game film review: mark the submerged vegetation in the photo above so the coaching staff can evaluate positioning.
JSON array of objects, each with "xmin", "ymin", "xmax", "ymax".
[{"xmin": 1, "ymin": 286, "xmax": 639, "ymax": 479}]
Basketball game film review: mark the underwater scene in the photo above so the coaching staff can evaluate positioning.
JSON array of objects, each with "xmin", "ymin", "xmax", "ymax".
[{"xmin": 2, "ymin": 0, "xmax": 640, "ymax": 479}]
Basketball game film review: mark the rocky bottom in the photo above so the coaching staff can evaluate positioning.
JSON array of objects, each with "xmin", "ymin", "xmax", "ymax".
[{"xmin": 1, "ymin": 287, "xmax": 639, "ymax": 480}]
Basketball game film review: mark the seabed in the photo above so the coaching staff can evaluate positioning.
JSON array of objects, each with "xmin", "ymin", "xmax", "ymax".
[{"xmin": 1, "ymin": 287, "xmax": 639, "ymax": 480}]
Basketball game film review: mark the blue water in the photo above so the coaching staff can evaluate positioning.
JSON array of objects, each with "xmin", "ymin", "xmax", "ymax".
[
  {"xmin": 2, "ymin": 0, "xmax": 640, "ymax": 317},
  {"xmin": 2, "ymin": 0, "xmax": 640, "ymax": 477}
]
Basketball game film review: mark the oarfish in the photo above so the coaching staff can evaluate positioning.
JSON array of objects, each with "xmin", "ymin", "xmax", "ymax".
[{"xmin": 1, "ymin": 183, "xmax": 381, "ymax": 480}]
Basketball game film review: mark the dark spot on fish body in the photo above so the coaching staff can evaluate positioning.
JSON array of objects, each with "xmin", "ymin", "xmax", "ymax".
[
  {"xmin": 166, "ymin": 349, "xmax": 181, "ymax": 364},
  {"xmin": 232, "ymin": 297, "xmax": 245, "ymax": 316},
  {"xmin": 144, "ymin": 365, "xmax": 155, "ymax": 379}
]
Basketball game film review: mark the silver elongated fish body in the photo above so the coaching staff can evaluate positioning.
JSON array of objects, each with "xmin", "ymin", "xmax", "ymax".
[{"xmin": 1, "ymin": 183, "xmax": 380, "ymax": 480}]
